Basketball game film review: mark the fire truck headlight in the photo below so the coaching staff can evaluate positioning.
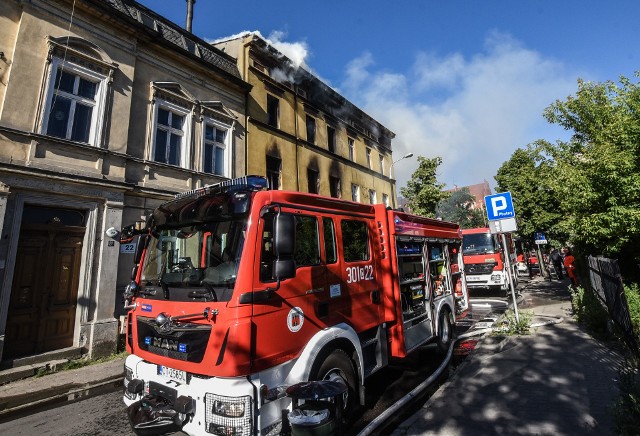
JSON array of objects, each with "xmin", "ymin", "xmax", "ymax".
[
  {"xmin": 124, "ymin": 364, "xmax": 134, "ymax": 381},
  {"xmin": 205, "ymin": 393, "xmax": 252, "ymax": 436},
  {"xmin": 213, "ymin": 400, "xmax": 245, "ymax": 417}
]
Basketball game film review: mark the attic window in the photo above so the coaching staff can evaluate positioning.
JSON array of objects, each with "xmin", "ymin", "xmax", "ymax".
[{"xmin": 251, "ymin": 59, "xmax": 267, "ymax": 73}]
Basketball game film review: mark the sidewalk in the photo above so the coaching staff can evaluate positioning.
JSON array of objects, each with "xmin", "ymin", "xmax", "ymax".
[
  {"xmin": 393, "ymin": 277, "xmax": 625, "ymax": 436},
  {"xmin": 0, "ymin": 355, "xmax": 124, "ymax": 421}
]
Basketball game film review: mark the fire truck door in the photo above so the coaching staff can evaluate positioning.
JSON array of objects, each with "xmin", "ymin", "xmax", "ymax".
[
  {"xmin": 396, "ymin": 238, "xmax": 433, "ymax": 353},
  {"xmin": 250, "ymin": 210, "xmax": 326, "ymax": 370},
  {"xmin": 326, "ymin": 217, "xmax": 382, "ymax": 333}
]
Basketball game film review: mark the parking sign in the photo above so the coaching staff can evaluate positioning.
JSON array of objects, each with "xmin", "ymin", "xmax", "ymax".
[
  {"xmin": 535, "ymin": 232, "xmax": 547, "ymax": 245},
  {"xmin": 484, "ymin": 192, "xmax": 515, "ymax": 221}
]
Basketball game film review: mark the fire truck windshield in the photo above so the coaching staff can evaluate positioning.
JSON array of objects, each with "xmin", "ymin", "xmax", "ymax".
[
  {"xmin": 139, "ymin": 219, "xmax": 246, "ymax": 302},
  {"xmin": 462, "ymin": 233, "xmax": 499, "ymax": 255}
]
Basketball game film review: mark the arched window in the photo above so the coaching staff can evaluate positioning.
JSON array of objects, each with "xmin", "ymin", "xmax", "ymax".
[{"xmin": 40, "ymin": 37, "xmax": 115, "ymax": 146}]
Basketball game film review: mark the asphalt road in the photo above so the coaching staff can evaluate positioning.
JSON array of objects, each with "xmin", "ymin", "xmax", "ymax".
[
  {"xmin": 0, "ymin": 298, "xmax": 509, "ymax": 436},
  {"xmin": 0, "ymin": 389, "xmax": 133, "ymax": 436}
]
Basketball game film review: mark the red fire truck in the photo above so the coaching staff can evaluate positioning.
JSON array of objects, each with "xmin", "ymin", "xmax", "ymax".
[
  {"xmin": 122, "ymin": 176, "xmax": 469, "ymax": 435},
  {"xmin": 461, "ymin": 227, "xmax": 518, "ymax": 294}
]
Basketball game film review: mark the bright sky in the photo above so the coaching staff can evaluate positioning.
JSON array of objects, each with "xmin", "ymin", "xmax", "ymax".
[{"xmin": 138, "ymin": 0, "xmax": 640, "ymax": 191}]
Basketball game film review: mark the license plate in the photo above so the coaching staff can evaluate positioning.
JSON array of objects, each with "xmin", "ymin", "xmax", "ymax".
[
  {"xmin": 158, "ymin": 365, "xmax": 187, "ymax": 383},
  {"xmin": 466, "ymin": 276, "xmax": 482, "ymax": 281}
]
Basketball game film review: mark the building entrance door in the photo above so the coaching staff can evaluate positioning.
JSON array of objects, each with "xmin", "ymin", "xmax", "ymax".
[{"xmin": 4, "ymin": 206, "xmax": 86, "ymax": 359}]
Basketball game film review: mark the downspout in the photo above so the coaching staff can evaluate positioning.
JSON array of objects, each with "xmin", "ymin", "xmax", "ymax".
[
  {"xmin": 242, "ymin": 39, "xmax": 252, "ymax": 178},
  {"xmin": 294, "ymin": 90, "xmax": 300, "ymax": 191},
  {"xmin": 244, "ymin": 99, "xmax": 249, "ymax": 178}
]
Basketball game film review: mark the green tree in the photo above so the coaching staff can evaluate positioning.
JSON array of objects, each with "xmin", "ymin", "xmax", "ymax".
[
  {"xmin": 435, "ymin": 187, "xmax": 485, "ymax": 228},
  {"xmin": 494, "ymin": 144, "xmax": 565, "ymax": 246},
  {"xmin": 400, "ymin": 156, "xmax": 449, "ymax": 217},
  {"xmin": 543, "ymin": 76, "xmax": 640, "ymax": 266}
]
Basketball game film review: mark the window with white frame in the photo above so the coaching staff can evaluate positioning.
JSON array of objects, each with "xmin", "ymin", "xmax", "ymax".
[
  {"xmin": 348, "ymin": 138, "xmax": 355, "ymax": 161},
  {"xmin": 366, "ymin": 148, "xmax": 372, "ymax": 169},
  {"xmin": 351, "ymin": 183, "xmax": 360, "ymax": 202},
  {"xmin": 42, "ymin": 59, "xmax": 108, "ymax": 145},
  {"xmin": 382, "ymin": 193, "xmax": 389, "ymax": 207},
  {"xmin": 379, "ymin": 154, "xmax": 385, "ymax": 175},
  {"xmin": 203, "ymin": 120, "xmax": 229, "ymax": 176},
  {"xmin": 369, "ymin": 189, "xmax": 377, "ymax": 204},
  {"xmin": 153, "ymin": 101, "xmax": 190, "ymax": 167}
]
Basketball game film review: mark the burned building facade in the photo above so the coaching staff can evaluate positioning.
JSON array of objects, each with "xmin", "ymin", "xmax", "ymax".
[{"xmin": 214, "ymin": 33, "xmax": 398, "ymax": 207}]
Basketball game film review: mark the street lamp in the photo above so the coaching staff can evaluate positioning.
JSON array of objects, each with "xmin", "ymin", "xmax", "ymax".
[
  {"xmin": 390, "ymin": 152, "xmax": 414, "ymax": 210},
  {"xmin": 391, "ymin": 152, "xmax": 414, "ymax": 178},
  {"xmin": 393, "ymin": 152, "xmax": 414, "ymax": 165}
]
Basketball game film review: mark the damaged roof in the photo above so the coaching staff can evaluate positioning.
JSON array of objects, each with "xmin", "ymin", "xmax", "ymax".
[{"xmin": 94, "ymin": 0, "xmax": 244, "ymax": 82}]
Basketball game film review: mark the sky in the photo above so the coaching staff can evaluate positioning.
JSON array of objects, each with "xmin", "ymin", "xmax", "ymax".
[{"xmin": 137, "ymin": 0, "xmax": 640, "ymax": 191}]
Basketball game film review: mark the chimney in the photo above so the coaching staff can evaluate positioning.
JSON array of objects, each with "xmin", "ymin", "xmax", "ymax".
[{"xmin": 186, "ymin": 0, "xmax": 195, "ymax": 32}]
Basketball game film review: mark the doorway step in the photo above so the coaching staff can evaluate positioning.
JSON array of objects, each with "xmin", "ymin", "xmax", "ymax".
[{"xmin": 0, "ymin": 346, "xmax": 84, "ymax": 385}]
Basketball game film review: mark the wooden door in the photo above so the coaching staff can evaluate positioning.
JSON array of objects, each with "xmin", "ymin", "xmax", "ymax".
[{"xmin": 4, "ymin": 224, "xmax": 85, "ymax": 359}]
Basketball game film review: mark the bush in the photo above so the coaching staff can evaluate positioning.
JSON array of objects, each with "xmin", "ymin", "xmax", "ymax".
[
  {"xmin": 570, "ymin": 286, "xmax": 609, "ymax": 338},
  {"xmin": 624, "ymin": 283, "xmax": 640, "ymax": 339},
  {"xmin": 495, "ymin": 309, "xmax": 533, "ymax": 335}
]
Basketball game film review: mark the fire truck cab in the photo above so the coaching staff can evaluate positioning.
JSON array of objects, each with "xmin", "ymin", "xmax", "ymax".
[
  {"xmin": 461, "ymin": 227, "xmax": 518, "ymax": 294},
  {"xmin": 122, "ymin": 176, "xmax": 468, "ymax": 435}
]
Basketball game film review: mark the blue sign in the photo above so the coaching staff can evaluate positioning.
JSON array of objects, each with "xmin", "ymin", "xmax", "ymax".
[
  {"xmin": 535, "ymin": 232, "xmax": 547, "ymax": 244},
  {"xmin": 484, "ymin": 192, "xmax": 515, "ymax": 221}
]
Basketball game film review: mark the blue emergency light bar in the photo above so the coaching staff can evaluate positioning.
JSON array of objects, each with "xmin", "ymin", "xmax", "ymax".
[{"xmin": 174, "ymin": 175, "xmax": 268, "ymax": 200}]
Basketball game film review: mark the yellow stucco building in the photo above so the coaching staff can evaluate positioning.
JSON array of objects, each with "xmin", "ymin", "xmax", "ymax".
[{"xmin": 214, "ymin": 34, "xmax": 398, "ymax": 208}]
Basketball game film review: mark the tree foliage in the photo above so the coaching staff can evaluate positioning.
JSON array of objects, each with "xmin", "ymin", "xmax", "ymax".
[
  {"xmin": 496, "ymin": 75, "xmax": 640, "ymax": 273},
  {"xmin": 494, "ymin": 143, "xmax": 565, "ymax": 246},
  {"xmin": 542, "ymin": 77, "xmax": 640, "ymax": 260},
  {"xmin": 435, "ymin": 187, "xmax": 485, "ymax": 228},
  {"xmin": 400, "ymin": 156, "xmax": 449, "ymax": 217}
]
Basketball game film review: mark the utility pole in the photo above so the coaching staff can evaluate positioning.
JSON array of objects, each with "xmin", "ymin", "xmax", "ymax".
[{"xmin": 186, "ymin": 0, "xmax": 196, "ymax": 32}]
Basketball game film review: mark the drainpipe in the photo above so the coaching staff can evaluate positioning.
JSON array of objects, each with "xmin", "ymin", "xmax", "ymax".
[
  {"xmin": 242, "ymin": 39, "xmax": 251, "ymax": 178},
  {"xmin": 294, "ymin": 90, "xmax": 300, "ymax": 191}
]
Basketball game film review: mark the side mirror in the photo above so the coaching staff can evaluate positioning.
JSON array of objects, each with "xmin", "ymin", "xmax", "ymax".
[
  {"xmin": 275, "ymin": 259, "xmax": 296, "ymax": 279},
  {"xmin": 131, "ymin": 265, "xmax": 138, "ymax": 281},
  {"xmin": 275, "ymin": 213, "xmax": 295, "ymax": 256},
  {"xmin": 274, "ymin": 212, "xmax": 296, "ymax": 281},
  {"xmin": 134, "ymin": 234, "xmax": 149, "ymax": 265}
]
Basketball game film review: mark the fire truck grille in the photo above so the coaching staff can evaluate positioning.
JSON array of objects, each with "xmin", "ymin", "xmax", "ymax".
[
  {"xmin": 137, "ymin": 317, "xmax": 211, "ymax": 363},
  {"xmin": 464, "ymin": 263, "xmax": 496, "ymax": 275}
]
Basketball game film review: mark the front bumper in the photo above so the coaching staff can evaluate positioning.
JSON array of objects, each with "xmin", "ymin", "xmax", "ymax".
[
  {"xmin": 465, "ymin": 272, "xmax": 506, "ymax": 289},
  {"xmin": 123, "ymin": 355, "xmax": 258, "ymax": 436}
]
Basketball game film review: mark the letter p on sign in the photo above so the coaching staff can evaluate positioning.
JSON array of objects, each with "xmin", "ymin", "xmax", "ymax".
[{"xmin": 484, "ymin": 192, "xmax": 515, "ymax": 221}]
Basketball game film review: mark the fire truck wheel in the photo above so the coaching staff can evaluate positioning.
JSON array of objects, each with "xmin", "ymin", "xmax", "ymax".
[
  {"xmin": 436, "ymin": 310, "xmax": 452, "ymax": 353},
  {"xmin": 310, "ymin": 349, "xmax": 357, "ymax": 420}
]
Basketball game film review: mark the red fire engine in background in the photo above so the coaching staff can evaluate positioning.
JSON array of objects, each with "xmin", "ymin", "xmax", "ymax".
[
  {"xmin": 122, "ymin": 176, "xmax": 469, "ymax": 435},
  {"xmin": 461, "ymin": 227, "xmax": 518, "ymax": 294}
]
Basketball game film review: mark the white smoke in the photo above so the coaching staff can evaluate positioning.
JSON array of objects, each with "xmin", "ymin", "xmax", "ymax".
[
  {"xmin": 266, "ymin": 31, "xmax": 310, "ymax": 70},
  {"xmin": 341, "ymin": 31, "xmax": 578, "ymax": 191}
]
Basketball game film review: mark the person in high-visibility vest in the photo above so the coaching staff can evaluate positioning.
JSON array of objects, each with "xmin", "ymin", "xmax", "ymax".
[{"xmin": 562, "ymin": 247, "xmax": 578, "ymax": 287}]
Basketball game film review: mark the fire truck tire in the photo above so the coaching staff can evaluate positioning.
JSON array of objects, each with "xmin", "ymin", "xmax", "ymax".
[
  {"xmin": 436, "ymin": 310, "xmax": 452, "ymax": 353},
  {"xmin": 309, "ymin": 348, "xmax": 357, "ymax": 420}
]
